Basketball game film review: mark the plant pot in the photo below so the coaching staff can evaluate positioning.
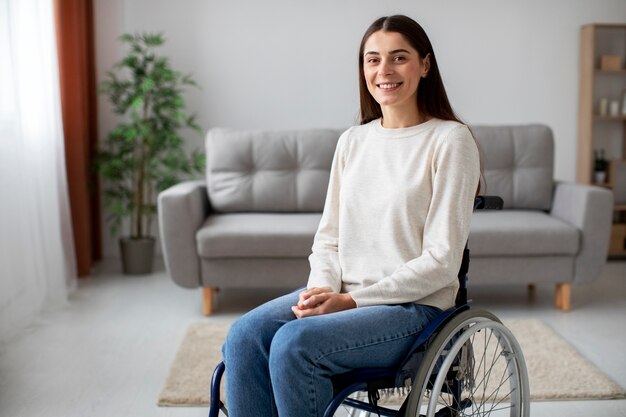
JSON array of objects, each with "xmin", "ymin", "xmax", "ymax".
[{"xmin": 119, "ymin": 237, "xmax": 155, "ymax": 275}]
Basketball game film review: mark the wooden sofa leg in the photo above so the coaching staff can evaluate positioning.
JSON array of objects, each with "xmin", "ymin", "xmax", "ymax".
[
  {"xmin": 527, "ymin": 284, "xmax": 536, "ymax": 302},
  {"xmin": 203, "ymin": 287, "xmax": 218, "ymax": 316},
  {"xmin": 555, "ymin": 284, "xmax": 571, "ymax": 312}
]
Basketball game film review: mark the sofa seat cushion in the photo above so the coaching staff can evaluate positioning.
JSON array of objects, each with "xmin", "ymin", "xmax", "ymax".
[
  {"xmin": 470, "ymin": 211, "xmax": 579, "ymax": 256},
  {"xmin": 197, "ymin": 213, "xmax": 322, "ymax": 258}
]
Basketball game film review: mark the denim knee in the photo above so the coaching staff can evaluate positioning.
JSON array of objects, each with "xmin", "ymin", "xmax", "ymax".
[
  {"xmin": 268, "ymin": 319, "xmax": 336, "ymax": 417},
  {"xmin": 269, "ymin": 320, "xmax": 317, "ymax": 370},
  {"xmin": 223, "ymin": 312, "xmax": 264, "ymax": 361}
]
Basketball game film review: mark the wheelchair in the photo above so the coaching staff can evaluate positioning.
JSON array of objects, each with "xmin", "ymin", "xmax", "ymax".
[{"xmin": 208, "ymin": 196, "xmax": 530, "ymax": 417}]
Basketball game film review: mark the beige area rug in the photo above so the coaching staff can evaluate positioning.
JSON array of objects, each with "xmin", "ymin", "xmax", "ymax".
[{"xmin": 158, "ymin": 319, "xmax": 626, "ymax": 407}]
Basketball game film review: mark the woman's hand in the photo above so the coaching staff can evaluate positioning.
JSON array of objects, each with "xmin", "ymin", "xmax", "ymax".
[{"xmin": 292, "ymin": 287, "xmax": 357, "ymax": 318}]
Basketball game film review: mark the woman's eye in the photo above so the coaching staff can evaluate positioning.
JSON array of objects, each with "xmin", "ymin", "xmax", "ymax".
[
  {"xmin": 393, "ymin": 56, "xmax": 406, "ymax": 62},
  {"xmin": 367, "ymin": 58, "xmax": 379, "ymax": 64}
]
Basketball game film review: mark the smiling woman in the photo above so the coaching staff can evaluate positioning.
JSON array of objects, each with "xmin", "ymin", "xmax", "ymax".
[{"xmin": 220, "ymin": 15, "xmax": 482, "ymax": 417}]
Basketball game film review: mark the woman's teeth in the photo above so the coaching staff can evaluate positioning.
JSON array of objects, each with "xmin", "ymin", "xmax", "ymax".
[{"xmin": 379, "ymin": 83, "xmax": 400, "ymax": 89}]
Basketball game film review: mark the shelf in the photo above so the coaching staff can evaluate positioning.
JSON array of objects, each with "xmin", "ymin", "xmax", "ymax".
[
  {"xmin": 595, "ymin": 69, "xmax": 626, "ymax": 74},
  {"xmin": 588, "ymin": 23, "xmax": 626, "ymax": 30},
  {"xmin": 593, "ymin": 182, "xmax": 612, "ymax": 189},
  {"xmin": 593, "ymin": 115, "xmax": 626, "ymax": 121},
  {"xmin": 615, "ymin": 204, "xmax": 626, "ymax": 211}
]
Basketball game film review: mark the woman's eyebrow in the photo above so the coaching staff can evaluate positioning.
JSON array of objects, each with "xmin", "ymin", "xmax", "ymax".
[
  {"xmin": 389, "ymin": 48, "xmax": 411, "ymax": 54},
  {"xmin": 364, "ymin": 48, "xmax": 411, "ymax": 56}
]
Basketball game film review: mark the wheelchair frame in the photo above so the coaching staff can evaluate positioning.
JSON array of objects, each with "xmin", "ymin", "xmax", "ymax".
[{"xmin": 208, "ymin": 196, "xmax": 530, "ymax": 417}]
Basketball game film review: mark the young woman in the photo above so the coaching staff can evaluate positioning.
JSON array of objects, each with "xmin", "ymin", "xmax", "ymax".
[{"xmin": 222, "ymin": 14, "xmax": 481, "ymax": 417}]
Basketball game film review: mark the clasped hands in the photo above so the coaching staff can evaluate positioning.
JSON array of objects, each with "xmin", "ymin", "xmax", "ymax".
[{"xmin": 291, "ymin": 287, "xmax": 356, "ymax": 318}]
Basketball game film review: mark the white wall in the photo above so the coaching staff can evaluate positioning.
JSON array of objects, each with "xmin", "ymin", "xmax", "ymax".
[{"xmin": 94, "ymin": 0, "xmax": 626, "ymax": 257}]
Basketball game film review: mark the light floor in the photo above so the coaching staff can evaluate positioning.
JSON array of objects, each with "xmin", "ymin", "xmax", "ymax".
[{"xmin": 0, "ymin": 260, "xmax": 625, "ymax": 417}]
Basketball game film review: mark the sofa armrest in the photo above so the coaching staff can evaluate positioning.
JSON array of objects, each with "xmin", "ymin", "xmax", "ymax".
[
  {"xmin": 158, "ymin": 180, "xmax": 210, "ymax": 288},
  {"xmin": 550, "ymin": 182, "xmax": 613, "ymax": 284}
]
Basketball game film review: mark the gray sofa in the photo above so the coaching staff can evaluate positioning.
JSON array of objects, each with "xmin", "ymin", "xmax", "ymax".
[{"xmin": 158, "ymin": 125, "xmax": 613, "ymax": 315}]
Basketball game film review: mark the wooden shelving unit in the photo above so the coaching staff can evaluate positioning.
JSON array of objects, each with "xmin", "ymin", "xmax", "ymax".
[{"xmin": 577, "ymin": 23, "xmax": 626, "ymax": 257}]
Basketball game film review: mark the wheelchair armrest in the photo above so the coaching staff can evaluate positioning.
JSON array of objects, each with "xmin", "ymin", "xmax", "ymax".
[{"xmin": 474, "ymin": 195, "xmax": 504, "ymax": 210}]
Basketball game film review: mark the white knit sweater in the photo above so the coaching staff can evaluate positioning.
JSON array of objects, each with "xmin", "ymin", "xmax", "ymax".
[{"xmin": 307, "ymin": 118, "xmax": 480, "ymax": 310}]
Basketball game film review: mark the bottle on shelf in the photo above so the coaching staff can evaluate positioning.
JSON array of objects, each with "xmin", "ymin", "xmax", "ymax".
[{"xmin": 593, "ymin": 149, "xmax": 608, "ymax": 185}]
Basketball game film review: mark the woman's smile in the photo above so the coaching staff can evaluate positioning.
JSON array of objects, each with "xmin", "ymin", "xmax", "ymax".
[{"xmin": 377, "ymin": 82, "xmax": 403, "ymax": 92}]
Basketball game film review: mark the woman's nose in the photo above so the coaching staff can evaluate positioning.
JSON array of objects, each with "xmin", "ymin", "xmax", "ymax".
[{"xmin": 379, "ymin": 59, "xmax": 393, "ymax": 75}]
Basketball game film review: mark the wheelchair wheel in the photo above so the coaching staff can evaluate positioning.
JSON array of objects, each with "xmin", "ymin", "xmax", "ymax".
[{"xmin": 404, "ymin": 309, "xmax": 529, "ymax": 417}]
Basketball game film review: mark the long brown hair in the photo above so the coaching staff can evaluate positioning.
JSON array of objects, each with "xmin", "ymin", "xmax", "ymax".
[{"xmin": 358, "ymin": 15, "xmax": 461, "ymax": 126}]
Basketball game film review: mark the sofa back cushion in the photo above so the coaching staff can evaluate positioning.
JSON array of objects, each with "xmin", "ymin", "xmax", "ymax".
[
  {"xmin": 206, "ymin": 128, "xmax": 342, "ymax": 212},
  {"xmin": 471, "ymin": 124, "xmax": 554, "ymax": 210},
  {"xmin": 206, "ymin": 124, "xmax": 554, "ymax": 213}
]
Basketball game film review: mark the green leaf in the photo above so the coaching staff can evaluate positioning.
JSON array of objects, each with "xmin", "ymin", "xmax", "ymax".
[
  {"xmin": 130, "ymin": 97, "xmax": 144, "ymax": 110},
  {"xmin": 123, "ymin": 55, "xmax": 139, "ymax": 69},
  {"xmin": 143, "ymin": 33, "xmax": 164, "ymax": 47},
  {"xmin": 192, "ymin": 150, "xmax": 206, "ymax": 172},
  {"xmin": 182, "ymin": 74, "xmax": 199, "ymax": 87},
  {"xmin": 141, "ymin": 78, "xmax": 155, "ymax": 93},
  {"xmin": 119, "ymin": 33, "xmax": 134, "ymax": 43}
]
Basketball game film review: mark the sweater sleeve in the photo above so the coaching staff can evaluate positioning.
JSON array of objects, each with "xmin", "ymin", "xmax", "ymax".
[
  {"xmin": 306, "ymin": 129, "xmax": 351, "ymax": 292},
  {"xmin": 349, "ymin": 125, "xmax": 480, "ymax": 307}
]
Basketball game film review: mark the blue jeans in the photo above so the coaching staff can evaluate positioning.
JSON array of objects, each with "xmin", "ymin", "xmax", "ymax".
[{"xmin": 222, "ymin": 289, "xmax": 441, "ymax": 417}]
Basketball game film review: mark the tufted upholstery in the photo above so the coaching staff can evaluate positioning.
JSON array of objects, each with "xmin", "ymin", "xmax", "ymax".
[
  {"xmin": 206, "ymin": 125, "xmax": 555, "ymax": 213},
  {"xmin": 472, "ymin": 125, "xmax": 554, "ymax": 210},
  {"xmin": 206, "ymin": 128, "xmax": 342, "ymax": 212}
]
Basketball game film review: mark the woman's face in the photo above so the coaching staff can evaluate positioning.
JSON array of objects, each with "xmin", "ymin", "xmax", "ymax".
[{"xmin": 363, "ymin": 30, "xmax": 429, "ymax": 112}]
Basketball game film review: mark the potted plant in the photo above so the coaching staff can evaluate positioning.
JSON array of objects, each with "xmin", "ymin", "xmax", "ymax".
[{"xmin": 97, "ymin": 33, "xmax": 204, "ymax": 274}]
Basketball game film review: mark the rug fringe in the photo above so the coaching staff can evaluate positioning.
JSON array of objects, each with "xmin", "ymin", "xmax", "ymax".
[{"xmin": 380, "ymin": 385, "xmax": 411, "ymax": 398}]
